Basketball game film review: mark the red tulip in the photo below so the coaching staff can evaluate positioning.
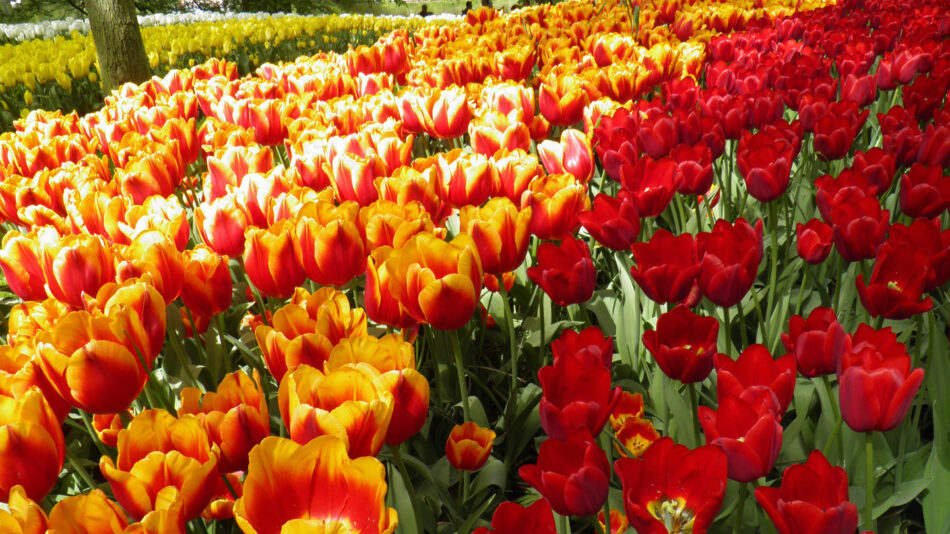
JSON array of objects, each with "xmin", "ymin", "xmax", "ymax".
[
  {"xmin": 856, "ymin": 244, "xmax": 933, "ymax": 320},
  {"xmin": 538, "ymin": 342, "xmax": 621, "ymax": 440},
  {"xmin": 671, "ymin": 142, "xmax": 714, "ymax": 196},
  {"xmin": 698, "ymin": 395, "xmax": 783, "ymax": 482},
  {"xmin": 899, "ymin": 163, "xmax": 950, "ymax": 219},
  {"xmin": 519, "ymin": 433, "xmax": 610, "ymax": 517},
  {"xmin": 642, "ymin": 305, "xmax": 718, "ymax": 384},
  {"xmin": 838, "ymin": 324, "xmax": 924, "ymax": 432},
  {"xmin": 782, "ymin": 307, "xmax": 851, "ymax": 378},
  {"xmin": 696, "ymin": 218, "xmax": 763, "ymax": 308},
  {"xmin": 884, "ymin": 218, "xmax": 950, "ymax": 292},
  {"xmin": 830, "ymin": 196, "xmax": 889, "ymax": 262},
  {"xmin": 619, "ymin": 156, "xmax": 680, "ymax": 217},
  {"xmin": 813, "ymin": 111, "xmax": 868, "ymax": 161},
  {"xmin": 527, "ymin": 237, "xmax": 596, "ymax": 307},
  {"xmin": 578, "ymin": 191, "xmax": 641, "ymax": 252},
  {"xmin": 615, "ymin": 437, "xmax": 727, "ymax": 534},
  {"xmin": 472, "ymin": 499, "xmax": 556, "ymax": 534},
  {"xmin": 737, "ymin": 130, "xmax": 795, "ymax": 202},
  {"xmin": 755, "ymin": 450, "xmax": 859, "ymax": 534},
  {"xmin": 796, "ymin": 219, "xmax": 833, "ymax": 264},
  {"xmin": 850, "ymin": 148, "xmax": 896, "ymax": 194},
  {"xmin": 551, "ymin": 326, "xmax": 613, "ymax": 369},
  {"xmin": 630, "ymin": 229, "xmax": 701, "ymax": 305},
  {"xmin": 715, "ymin": 345, "xmax": 796, "ymax": 419}
]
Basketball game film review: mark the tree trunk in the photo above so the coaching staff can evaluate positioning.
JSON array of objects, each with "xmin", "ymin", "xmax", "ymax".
[{"xmin": 86, "ymin": 0, "xmax": 151, "ymax": 94}]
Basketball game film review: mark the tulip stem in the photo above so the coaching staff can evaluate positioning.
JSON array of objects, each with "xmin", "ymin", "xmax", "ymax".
[
  {"xmin": 820, "ymin": 376, "xmax": 845, "ymax": 463},
  {"xmin": 79, "ymin": 410, "xmax": 111, "ymax": 458},
  {"xmin": 539, "ymin": 292, "xmax": 548, "ymax": 363},
  {"xmin": 557, "ymin": 513, "xmax": 572, "ymax": 534},
  {"xmin": 734, "ymin": 482, "xmax": 748, "ymax": 533},
  {"xmin": 64, "ymin": 447, "xmax": 97, "ymax": 491},
  {"xmin": 498, "ymin": 274, "xmax": 522, "ymax": 468},
  {"xmin": 765, "ymin": 200, "xmax": 780, "ymax": 348},
  {"xmin": 723, "ymin": 306, "xmax": 733, "ymax": 357},
  {"xmin": 688, "ymin": 382, "xmax": 702, "ymax": 448},
  {"xmin": 864, "ymin": 431, "xmax": 877, "ymax": 532},
  {"xmin": 795, "ymin": 265, "xmax": 808, "ymax": 317},
  {"xmin": 449, "ymin": 329, "xmax": 473, "ymax": 421},
  {"xmin": 390, "ymin": 444, "xmax": 426, "ymax": 530}
]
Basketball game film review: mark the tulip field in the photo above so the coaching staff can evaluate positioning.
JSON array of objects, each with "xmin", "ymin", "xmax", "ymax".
[{"xmin": 3, "ymin": 0, "xmax": 950, "ymax": 531}]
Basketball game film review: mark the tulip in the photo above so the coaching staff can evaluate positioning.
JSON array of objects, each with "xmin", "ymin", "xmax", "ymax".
[
  {"xmin": 716, "ymin": 345, "xmax": 797, "ymax": 419},
  {"xmin": 838, "ymin": 324, "xmax": 924, "ymax": 432},
  {"xmin": 899, "ymin": 163, "xmax": 950, "ymax": 219},
  {"xmin": 279, "ymin": 364, "xmax": 394, "ymax": 458},
  {"xmin": 179, "ymin": 370, "xmax": 271, "ymax": 473},
  {"xmin": 615, "ymin": 437, "xmax": 728, "ymax": 534},
  {"xmin": 642, "ymin": 305, "xmax": 719, "ymax": 384},
  {"xmin": 196, "ymin": 192, "xmax": 249, "ymax": 257},
  {"xmin": 243, "ymin": 220, "xmax": 306, "ymax": 299},
  {"xmin": 537, "ymin": 128, "xmax": 595, "ymax": 184},
  {"xmin": 233, "ymin": 435, "xmax": 397, "ymax": 534},
  {"xmin": 619, "ymin": 156, "xmax": 680, "ymax": 217},
  {"xmin": 359, "ymin": 200, "xmax": 435, "ymax": 251},
  {"xmin": 527, "ymin": 236, "xmax": 596, "ymax": 307},
  {"xmin": 672, "ymin": 142, "xmax": 715, "ymax": 196},
  {"xmin": 0, "ymin": 389, "xmax": 65, "ymax": 502},
  {"xmin": 614, "ymin": 416, "xmax": 660, "ymax": 459},
  {"xmin": 884, "ymin": 218, "xmax": 950, "ymax": 291},
  {"xmin": 469, "ymin": 111, "xmax": 532, "ymax": 157},
  {"xmin": 519, "ymin": 432, "xmax": 610, "ymax": 517},
  {"xmin": 205, "ymin": 144, "xmax": 273, "ymax": 201},
  {"xmin": 538, "ymin": 340, "xmax": 620, "ymax": 440},
  {"xmin": 578, "ymin": 191, "xmax": 641, "ymax": 251},
  {"xmin": 782, "ymin": 307, "xmax": 851, "ymax": 378},
  {"xmin": 38, "ymin": 229, "xmax": 115, "ymax": 309},
  {"xmin": 813, "ymin": 112, "xmax": 867, "ymax": 161},
  {"xmin": 115, "ymin": 230, "xmax": 185, "ymax": 304},
  {"xmin": 473, "ymin": 499, "xmax": 556, "ymax": 534},
  {"xmin": 796, "ymin": 219, "xmax": 834, "ymax": 264},
  {"xmin": 47, "ymin": 490, "xmax": 131, "ymax": 533},
  {"xmin": 850, "ymin": 148, "xmax": 896, "ymax": 193},
  {"xmin": 521, "ymin": 173, "xmax": 590, "ymax": 240},
  {"xmin": 696, "ymin": 217, "xmax": 764, "ymax": 308},
  {"xmin": 755, "ymin": 450, "xmax": 859, "ymax": 534},
  {"xmin": 493, "ymin": 148, "xmax": 543, "ymax": 204},
  {"xmin": 551, "ymin": 326, "xmax": 613, "ymax": 369},
  {"xmin": 384, "ymin": 232, "xmax": 483, "ymax": 331},
  {"xmin": 0, "ymin": 231, "xmax": 46, "ymax": 302},
  {"xmin": 830, "ymin": 196, "xmax": 889, "ymax": 262},
  {"xmin": 446, "ymin": 421, "xmax": 496, "ymax": 471},
  {"xmin": 429, "ymin": 86, "xmax": 472, "ymax": 139},
  {"xmin": 538, "ymin": 75, "xmax": 590, "ymax": 127},
  {"xmin": 737, "ymin": 130, "xmax": 795, "ymax": 203},
  {"xmin": 437, "ymin": 149, "xmax": 495, "ymax": 208},
  {"xmin": 293, "ymin": 202, "xmax": 366, "ymax": 287},
  {"xmin": 699, "ymin": 395, "xmax": 783, "ymax": 482},
  {"xmin": 459, "ymin": 197, "xmax": 531, "ymax": 276},
  {"xmin": 630, "ymin": 229, "xmax": 702, "ymax": 305},
  {"xmin": 180, "ymin": 245, "xmax": 233, "ymax": 318},
  {"xmin": 0, "ymin": 485, "xmax": 47, "ymax": 533},
  {"xmin": 330, "ymin": 152, "xmax": 384, "ymax": 207},
  {"xmin": 856, "ymin": 244, "xmax": 933, "ymax": 320},
  {"xmin": 841, "ymin": 73, "xmax": 877, "ymax": 108}
]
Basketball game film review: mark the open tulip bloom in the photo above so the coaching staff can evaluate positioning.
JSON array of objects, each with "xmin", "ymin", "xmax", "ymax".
[{"xmin": 3, "ymin": 0, "xmax": 949, "ymax": 532}]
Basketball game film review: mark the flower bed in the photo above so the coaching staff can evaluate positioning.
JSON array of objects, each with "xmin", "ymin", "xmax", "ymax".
[{"xmin": 2, "ymin": 0, "xmax": 950, "ymax": 532}]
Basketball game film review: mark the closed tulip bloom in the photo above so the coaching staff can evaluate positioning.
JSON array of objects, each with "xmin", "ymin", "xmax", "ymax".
[
  {"xmin": 698, "ymin": 395, "xmax": 783, "ymax": 482},
  {"xmin": 850, "ymin": 148, "xmax": 897, "ymax": 193},
  {"xmin": 243, "ymin": 220, "xmax": 306, "ymax": 299},
  {"xmin": 838, "ymin": 324, "xmax": 924, "ymax": 432},
  {"xmin": 437, "ymin": 149, "xmax": 495, "ymax": 209},
  {"xmin": 899, "ymin": 163, "xmax": 950, "ymax": 219},
  {"xmin": 538, "ymin": 129, "xmax": 594, "ymax": 184},
  {"xmin": 630, "ymin": 229, "xmax": 701, "ymax": 305},
  {"xmin": 180, "ymin": 245, "xmax": 233, "ymax": 318},
  {"xmin": 782, "ymin": 307, "xmax": 851, "ymax": 378},
  {"xmin": 856, "ymin": 244, "xmax": 933, "ymax": 320},
  {"xmin": 293, "ymin": 202, "xmax": 366, "ymax": 287},
  {"xmin": 493, "ymin": 149, "xmax": 543, "ymax": 204},
  {"xmin": 365, "ymin": 247, "xmax": 419, "ymax": 330},
  {"xmin": 619, "ymin": 156, "xmax": 680, "ymax": 218},
  {"xmin": 446, "ymin": 421, "xmax": 496, "ymax": 471},
  {"xmin": 359, "ymin": 200, "xmax": 435, "ymax": 251},
  {"xmin": 255, "ymin": 288, "xmax": 367, "ymax": 382},
  {"xmin": 813, "ymin": 112, "xmax": 868, "ymax": 161},
  {"xmin": 796, "ymin": 219, "xmax": 833, "ymax": 264},
  {"xmin": 615, "ymin": 437, "xmax": 728, "ymax": 534},
  {"xmin": 196, "ymin": 192, "xmax": 249, "ymax": 257},
  {"xmin": 469, "ymin": 111, "xmax": 532, "ymax": 157},
  {"xmin": 47, "ymin": 490, "xmax": 130, "ymax": 533},
  {"xmin": 0, "ymin": 485, "xmax": 47, "ymax": 534},
  {"xmin": 539, "ymin": 75, "xmax": 590, "ymax": 127},
  {"xmin": 0, "ymin": 389, "xmax": 65, "ymax": 502},
  {"xmin": 373, "ymin": 366, "xmax": 430, "ymax": 447},
  {"xmin": 840, "ymin": 73, "xmax": 877, "ymax": 108},
  {"xmin": 696, "ymin": 218, "xmax": 763, "ymax": 308},
  {"xmin": 527, "ymin": 236, "xmax": 596, "ymax": 307},
  {"xmin": 0, "ymin": 231, "xmax": 46, "ymax": 301},
  {"xmin": 715, "ymin": 345, "xmax": 796, "ymax": 419},
  {"xmin": 737, "ymin": 130, "xmax": 795, "ymax": 203},
  {"xmin": 519, "ymin": 432, "xmax": 610, "ymax": 517},
  {"xmin": 89, "ymin": 279, "xmax": 167, "ymax": 364},
  {"xmin": 672, "ymin": 142, "xmax": 715, "ymax": 196},
  {"xmin": 115, "ymin": 231, "xmax": 185, "ymax": 305},
  {"xmin": 473, "ymin": 499, "xmax": 556, "ymax": 534},
  {"xmin": 551, "ymin": 326, "xmax": 613, "ymax": 369},
  {"xmin": 884, "ymin": 218, "xmax": 950, "ymax": 292},
  {"xmin": 830, "ymin": 196, "xmax": 889, "ymax": 262},
  {"xmin": 460, "ymin": 197, "xmax": 531, "ymax": 276},
  {"xmin": 642, "ymin": 305, "xmax": 718, "ymax": 384},
  {"xmin": 279, "ymin": 364, "xmax": 394, "ymax": 458},
  {"xmin": 385, "ymin": 232, "xmax": 483, "ymax": 331},
  {"xmin": 521, "ymin": 173, "xmax": 590, "ymax": 240},
  {"xmin": 538, "ymin": 342, "xmax": 620, "ymax": 440},
  {"xmin": 330, "ymin": 152, "xmax": 384, "ymax": 207},
  {"xmin": 179, "ymin": 370, "xmax": 271, "ymax": 473},
  {"xmin": 233, "ymin": 435, "xmax": 397, "ymax": 534},
  {"xmin": 38, "ymin": 229, "xmax": 115, "ymax": 309},
  {"xmin": 429, "ymin": 86, "xmax": 472, "ymax": 139},
  {"xmin": 755, "ymin": 450, "xmax": 859, "ymax": 534},
  {"xmin": 578, "ymin": 191, "xmax": 641, "ymax": 251}
]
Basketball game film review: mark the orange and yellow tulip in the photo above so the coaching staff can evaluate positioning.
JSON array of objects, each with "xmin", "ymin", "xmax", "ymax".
[
  {"xmin": 38, "ymin": 228, "xmax": 116, "ymax": 308},
  {"xmin": 243, "ymin": 220, "xmax": 307, "ymax": 299},
  {"xmin": 446, "ymin": 421, "xmax": 496, "ymax": 471},
  {"xmin": 459, "ymin": 197, "xmax": 532, "ymax": 275},
  {"xmin": 521, "ymin": 173, "xmax": 590, "ymax": 240},
  {"xmin": 292, "ymin": 201, "xmax": 366, "ymax": 287},
  {"xmin": 437, "ymin": 149, "xmax": 495, "ymax": 208},
  {"xmin": 0, "ymin": 388, "xmax": 65, "ymax": 502},
  {"xmin": 180, "ymin": 245, "xmax": 233, "ymax": 318},
  {"xmin": 0, "ymin": 485, "xmax": 47, "ymax": 534},
  {"xmin": 364, "ymin": 247, "xmax": 420, "ymax": 330},
  {"xmin": 46, "ymin": 490, "xmax": 130, "ymax": 533},
  {"xmin": 0, "ymin": 230, "xmax": 47, "ymax": 301}
]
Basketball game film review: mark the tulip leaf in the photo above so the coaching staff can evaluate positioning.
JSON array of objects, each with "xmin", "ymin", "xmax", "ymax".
[
  {"xmin": 663, "ymin": 377, "xmax": 698, "ymax": 448},
  {"xmin": 389, "ymin": 466, "xmax": 421, "ymax": 534},
  {"xmin": 472, "ymin": 456, "xmax": 507, "ymax": 495},
  {"xmin": 923, "ymin": 311, "xmax": 950, "ymax": 533},
  {"xmin": 467, "ymin": 396, "xmax": 490, "ymax": 429}
]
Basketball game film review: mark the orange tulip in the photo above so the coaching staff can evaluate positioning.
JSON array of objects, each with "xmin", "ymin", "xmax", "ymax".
[
  {"xmin": 468, "ymin": 111, "xmax": 532, "ymax": 157},
  {"xmin": 376, "ymin": 164, "xmax": 448, "ymax": 224},
  {"xmin": 205, "ymin": 144, "xmax": 274, "ymax": 202},
  {"xmin": 293, "ymin": 201, "xmax": 366, "ymax": 287},
  {"xmin": 93, "ymin": 411, "xmax": 127, "ymax": 448},
  {"xmin": 0, "ymin": 485, "xmax": 47, "ymax": 534},
  {"xmin": 279, "ymin": 364, "xmax": 394, "ymax": 457},
  {"xmin": 88, "ymin": 279, "xmax": 167, "ymax": 366},
  {"xmin": 196, "ymin": 192, "xmax": 249, "ymax": 257},
  {"xmin": 537, "ymin": 128, "xmax": 595, "ymax": 184},
  {"xmin": 46, "ymin": 490, "xmax": 130, "ymax": 533},
  {"xmin": 243, "ymin": 220, "xmax": 307, "ymax": 299},
  {"xmin": 0, "ymin": 230, "xmax": 47, "ymax": 301},
  {"xmin": 115, "ymin": 145, "xmax": 185, "ymax": 205},
  {"xmin": 358, "ymin": 200, "xmax": 435, "ymax": 251},
  {"xmin": 180, "ymin": 245, "xmax": 233, "ymax": 318},
  {"xmin": 179, "ymin": 370, "xmax": 271, "ymax": 473},
  {"xmin": 0, "ymin": 344, "xmax": 71, "ymax": 421},
  {"xmin": 608, "ymin": 391, "xmax": 646, "ymax": 432},
  {"xmin": 446, "ymin": 421, "xmax": 496, "ymax": 471},
  {"xmin": 460, "ymin": 197, "xmax": 532, "ymax": 275},
  {"xmin": 0, "ymin": 388, "xmax": 65, "ymax": 502},
  {"xmin": 255, "ymin": 287, "xmax": 368, "ymax": 381},
  {"xmin": 437, "ymin": 149, "xmax": 495, "ymax": 208},
  {"xmin": 365, "ymin": 247, "xmax": 420, "ymax": 330},
  {"xmin": 493, "ymin": 148, "xmax": 543, "ymax": 203},
  {"xmin": 429, "ymin": 86, "xmax": 473, "ymax": 139},
  {"xmin": 114, "ymin": 230, "xmax": 185, "ymax": 304},
  {"xmin": 64, "ymin": 190, "xmax": 129, "ymax": 245},
  {"xmin": 521, "ymin": 173, "xmax": 590, "ymax": 240},
  {"xmin": 385, "ymin": 232, "xmax": 483, "ymax": 331},
  {"xmin": 233, "ymin": 435, "xmax": 398, "ymax": 534},
  {"xmin": 614, "ymin": 416, "xmax": 660, "ymax": 459},
  {"xmin": 114, "ymin": 409, "xmax": 217, "ymax": 471},
  {"xmin": 6, "ymin": 298, "xmax": 69, "ymax": 347},
  {"xmin": 203, "ymin": 472, "xmax": 243, "ymax": 521},
  {"xmin": 38, "ymin": 228, "xmax": 116, "ymax": 308},
  {"xmin": 493, "ymin": 44, "xmax": 536, "ymax": 81},
  {"xmin": 538, "ymin": 74, "xmax": 591, "ymax": 127}
]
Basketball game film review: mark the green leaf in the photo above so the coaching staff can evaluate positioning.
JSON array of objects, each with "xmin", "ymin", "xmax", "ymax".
[
  {"xmin": 389, "ymin": 466, "xmax": 420, "ymax": 534},
  {"xmin": 472, "ymin": 456, "xmax": 507, "ymax": 495}
]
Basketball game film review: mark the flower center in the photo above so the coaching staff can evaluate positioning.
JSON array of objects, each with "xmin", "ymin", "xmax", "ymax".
[
  {"xmin": 886, "ymin": 280, "xmax": 903, "ymax": 292},
  {"xmin": 647, "ymin": 497, "xmax": 696, "ymax": 533}
]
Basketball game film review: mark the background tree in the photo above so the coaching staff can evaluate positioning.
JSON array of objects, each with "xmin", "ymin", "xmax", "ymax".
[{"xmin": 85, "ymin": 0, "xmax": 151, "ymax": 93}]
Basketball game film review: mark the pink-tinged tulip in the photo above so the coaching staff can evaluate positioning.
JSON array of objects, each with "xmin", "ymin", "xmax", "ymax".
[
  {"xmin": 643, "ymin": 305, "xmax": 719, "ymax": 384},
  {"xmin": 782, "ymin": 307, "xmax": 851, "ymax": 378},
  {"xmin": 527, "ymin": 237, "xmax": 596, "ymax": 307},
  {"xmin": 715, "ymin": 345, "xmax": 796, "ymax": 419},
  {"xmin": 696, "ymin": 218, "xmax": 763, "ymax": 308},
  {"xmin": 519, "ymin": 433, "xmax": 610, "ymax": 517},
  {"xmin": 538, "ymin": 129, "xmax": 594, "ymax": 184},
  {"xmin": 630, "ymin": 229, "xmax": 701, "ymax": 305},
  {"xmin": 699, "ymin": 395, "xmax": 783, "ymax": 482},
  {"xmin": 838, "ymin": 324, "xmax": 924, "ymax": 432}
]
